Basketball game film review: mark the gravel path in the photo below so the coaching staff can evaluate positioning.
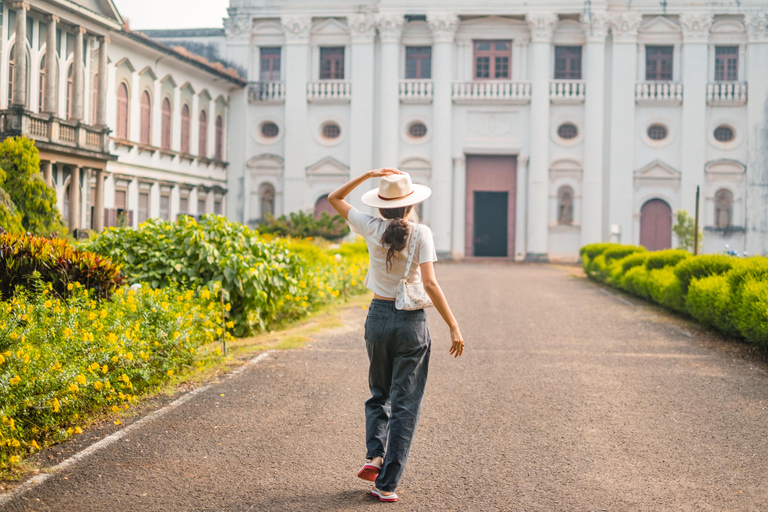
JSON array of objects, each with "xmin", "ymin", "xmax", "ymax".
[{"xmin": 4, "ymin": 263, "xmax": 768, "ymax": 511}]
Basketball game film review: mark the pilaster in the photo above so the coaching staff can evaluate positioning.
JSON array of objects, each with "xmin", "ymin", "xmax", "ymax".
[
  {"xmin": 71, "ymin": 26, "xmax": 85, "ymax": 121},
  {"xmin": 96, "ymin": 36, "xmax": 108, "ymax": 126},
  {"xmin": 44, "ymin": 14, "xmax": 58, "ymax": 114},
  {"xmin": 427, "ymin": 13, "xmax": 458, "ymax": 255},
  {"xmin": 68, "ymin": 166, "xmax": 80, "ymax": 232},
  {"xmin": 515, "ymin": 154, "xmax": 529, "ymax": 260},
  {"xmin": 93, "ymin": 169, "xmax": 104, "ymax": 231},
  {"xmin": 376, "ymin": 13, "xmax": 404, "ymax": 168},
  {"xmin": 524, "ymin": 12, "xmax": 557, "ymax": 261},
  {"xmin": 451, "ymin": 154, "xmax": 466, "ymax": 258}
]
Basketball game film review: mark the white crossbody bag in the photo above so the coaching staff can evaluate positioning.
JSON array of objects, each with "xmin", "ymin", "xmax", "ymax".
[{"xmin": 395, "ymin": 224, "xmax": 434, "ymax": 311}]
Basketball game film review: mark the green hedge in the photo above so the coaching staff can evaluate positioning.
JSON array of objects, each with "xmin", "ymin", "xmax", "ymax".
[{"xmin": 581, "ymin": 243, "xmax": 768, "ymax": 346}]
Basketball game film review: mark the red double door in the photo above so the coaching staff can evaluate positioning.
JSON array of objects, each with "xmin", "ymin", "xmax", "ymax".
[
  {"xmin": 465, "ymin": 155, "xmax": 517, "ymax": 257},
  {"xmin": 640, "ymin": 198, "xmax": 672, "ymax": 251}
]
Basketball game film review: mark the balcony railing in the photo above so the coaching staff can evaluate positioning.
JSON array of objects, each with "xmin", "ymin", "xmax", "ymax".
[
  {"xmin": 248, "ymin": 82, "xmax": 285, "ymax": 103},
  {"xmin": 550, "ymin": 80, "xmax": 585, "ymax": 103},
  {"xmin": 307, "ymin": 81, "xmax": 351, "ymax": 102},
  {"xmin": 399, "ymin": 80, "xmax": 433, "ymax": 103},
  {"xmin": 707, "ymin": 82, "xmax": 747, "ymax": 106},
  {"xmin": 635, "ymin": 82, "xmax": 683, "ymax": 104},
  {"xmin": 452, "ymin": 81, "xmax": 531, "ymax": 104},
  {"xmin": 0, "ymin": 110, "xmax": 110, "ymax": 155}
]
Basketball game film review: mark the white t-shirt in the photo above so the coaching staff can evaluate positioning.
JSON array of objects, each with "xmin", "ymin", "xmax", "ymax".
[{"xmin": 347, "ymin": 207, "xmax": 438, "ymax": 298}]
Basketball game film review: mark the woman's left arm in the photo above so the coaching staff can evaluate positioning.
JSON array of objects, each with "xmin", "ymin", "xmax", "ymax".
[{"xmin": 328, "ymin": 168, "xmax": 401, "ymax": 220}]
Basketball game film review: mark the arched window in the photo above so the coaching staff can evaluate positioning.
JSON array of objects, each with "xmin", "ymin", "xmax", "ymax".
[
  {"xmin": 714, "ymin": 189, "xmax": 733, "ymax": 229},
  {"xmin": 140, "ymin": 90, "xmax": 151, "ymax": 145},
  {"xmin": 214, "ymin": 115, "xmax": 223, "ymax": 161},
  {"xmin": 116, "ymin": 82, "xmax": 129, "ymax": 139},
  {"xmin": 557, "ymin": 186, "xmax": 574, "ymax": 225},
  {"xmin": 180, "ymin": 104, "xmax": 191, "ymax": 154},
  {"xmin": 66, "ymin": 63, "xmax": 73, "ymax": 118},
  {"xmin": 198, "ymin": 110, "xmax": 208, "ymax": 158},
  {"xmin": 161, "ymin": 97, "xmax": 172, "ymax": 149},
  {"xmin": 7, "ymin": 44, "xmax": 15, "ymax": 106},
  {"xmin": 38, "ymin": 53, "xmax": 45, "ymax": 113},
  {"xmin": 259, "ymin": 183, "xmax": 275, "ymax": 219}
]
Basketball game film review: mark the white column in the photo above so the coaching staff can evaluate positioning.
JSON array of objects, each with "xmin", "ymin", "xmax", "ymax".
[
  {"xmin": 428, "ymin": 13, "xmax": 459, "ymax": 255},
  {"xmin": 451, "ymin": 154, "xmax": 466, "ymax": 258},
  {"xmin": 607, "ymin": 12, "xmax": 641, "ymax": 246},
  {"xmin": 679, "ymin": 14, "xmax": 713, "ymax": 216},
  {"xmin": 190, "ymin": 93, "xmax": 199, "ymax": 155},
  {"xmin": 11, "ymin": 1, "xmax": 28, "ymax": 107},
  {"xmin": 281, "ymin": 16, "xmax": 311, "ymax": 214},
  {"xmin": 44, "ymin": 14, "xmax": 58, "ymax": 114},
  {"xmin": 172, "ymin": 85, "xmax": 181, "ymax": 150},
  {"xmin": 152, "ymin": 79, "xmax": 162, "ymax": 146},
  {"xmin": 93, "ymin": 169, "xmax": 104, "ymax": 231},
  {"xmin": 96, "ymin": 36, "xmax": 108, "ymax": 126},
  {"xmin": 376, "ymin": 13, "xmax": 403, "ymax": 168},
  {"xmin": 68, "ymin": 166, "xmax": 80, "ymax": 232},
  {"xmin": 581, "ymin": 12, "xmax": 610, "ymax": 245},
  {"xmin": 514, "ymin": 154, "xmax": 529, "ymax": 260},
  {"xmin": 525, "ymin": 12, "xmax": 557, "ymax": 261},
  {"xmin": 745, "ymin": 14, "xmax": 768, "ymax": 255},
  {"xmin": 72, "ymin": 26, "xmax": 85, "ymax": 120},
  {"xmin": 129, "ymin": 71, "xmax": 140, "ymax": 141},
  {"xmin": 349, "ymin": 14, "xmax": 377, "ymax": 208}
]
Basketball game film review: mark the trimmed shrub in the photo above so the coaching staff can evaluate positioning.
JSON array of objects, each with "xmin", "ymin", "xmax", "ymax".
[
  {"xmin": 733, "ymin": 278, "xmax": 768, "ymax": 347},
  {"xmin": 620, "ymin": 264, "xmax": 651, "ymax": 299},
  {"xmin": 257, "ymin": 210, "xmax": 350, "ymax": 241},
  {"xmin": 687, "ymin": 274, "xmax": 739, "ymax": 338},
  {"xmin": 647, "ymin": 267, "xmax": 686, "ymax": 314},
  {"xmin": 0, "ymin": 232, "xmax": 124, "ymax": 300},
  {"xmin": 726, "ymin": 258, "xmax": 768, "ymax": 294},
  {"xmin": 603, "ymin": 245, "xmax": 646, "ymax": 267},
  {"xmin": 580, "ymin": 243, "xmax": 620, "ymax": 273},
  {"xmin": 674, "ymin": 254, "xmax": 735, "ymax": 295},
  {"xmin": 589, "ymin": 254, "xmax": 609, "ymax": 282},
  {"xmin": 645, "ymin": 249, "xmax": 691, "ymax": 271}
]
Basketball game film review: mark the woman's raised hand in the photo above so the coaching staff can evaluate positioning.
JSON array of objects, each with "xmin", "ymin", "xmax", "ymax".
[{"xmin": 367, "ymin": 168, "xmax": 402, "ymax": 178}]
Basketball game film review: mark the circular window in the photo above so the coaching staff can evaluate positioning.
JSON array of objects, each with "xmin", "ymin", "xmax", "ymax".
[
  {"xmin": 647, "ymin": 124, "xmax": 668, "ymax": 141},
  {"xmin": 408, "ymin": 122, "xmax": 427, "ymax": 138},
  {"xmin": 557, "ymin": 123, "xmax": 578, "ymax": 140},
  {"xmin": 322, "ymin": 123, "xmax": 341, "ymax": 139},
  {"xmin": 714, "ymin": 125, "xmax": 734, "ymax": 142},
  {"xmin": 261, "ymin": 122, "xmax": 279, "ymax": 138}
]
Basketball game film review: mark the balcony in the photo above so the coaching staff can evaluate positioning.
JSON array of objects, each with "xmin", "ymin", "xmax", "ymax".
[
  {"xmin": 550, "ymin": 80, "xmax": 585, "ymax": 104},
  {"xmin": 0, "ymin": 108, "xmax": 112, "ymax": 159},
  {"xmin": 307, "ymin": 81, "xmax": 351, "ymax": 103},
  {"xmin": 399, "ymin": 80, "xmax": 433, "ymax": 103},
  {"xmin": 452, "ymin": 81, "xmax": 531, "ymax": 104},
  {"xmin": 248, "ymin": 82, "xmax": 285, "ymax": 104},
  {"xmin": 707, "ymin": 82, "xmax": 747, "ymax": 106},
  {"xmin": 635, "ymin": 82, "xmax": 683, "ymax": 105}
]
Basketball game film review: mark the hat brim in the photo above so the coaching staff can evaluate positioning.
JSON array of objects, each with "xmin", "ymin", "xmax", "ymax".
[{"xmin": 361, "ymin": 184, "xmax": 432, "ymax": 209}]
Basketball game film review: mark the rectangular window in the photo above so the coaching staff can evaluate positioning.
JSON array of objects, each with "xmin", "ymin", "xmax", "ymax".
[
  {"xmin": 260, "ymin": 47, "xmax": 281, "ymax": 82},
  {"xmin": 319, "ymin": 47, "xmax": 344, "ymax": 80},
  {"xmin": 179, "ymin": 196, "xmax": 188, "ymax": 215},
  {"xmin": 473, "ymin": 40, "xmax": 511, "ymax": 80},
  {"xmin": 645, "ymin": 46, "xmax": 673, "ymax": 81},
  {"xmin": 554, "ymin": 46, "xmax": 582, "ymax": 80},
  {"xmin": 214, "ymin": 199, "xmax": 222, "ymax": 215},
  {"xmin": 714, "ymin": 46, "xmax": 738, "ymax": 81},
  {"xmin": 198, "ymin": 196, "xmax": 206, "ymax": 215},
  {"xmin": 138, "ymin": 192, "xmax": 149, "ymax": 224},
  {"xmin": 405, "ymin": 46, "xmax": 431, "ymax": 79},
  {"xmin": 160, "ymin": 194, "xmax": 170, "ymax": 221},
  {"xmin": 114, "ymin": 190, "xmax": 127, "ymax": 210}
]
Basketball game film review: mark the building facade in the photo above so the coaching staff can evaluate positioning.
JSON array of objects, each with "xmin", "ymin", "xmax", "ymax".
[
  {"xmin": 0, "ymin": 0, "xmax": 244, "ymax": 235},
  {"xmin": 148, "ymin": 0, "xmax": 768, "ymax": 260}
]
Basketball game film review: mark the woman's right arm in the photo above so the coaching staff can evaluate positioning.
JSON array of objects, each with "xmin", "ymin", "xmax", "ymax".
[
  {"xmin": 328, "ymin": 168, "xmax": 401, "ymax": 220},
  {"xmin": 421, "ymin": 261, "xmax": 464, "ymax": 358}
]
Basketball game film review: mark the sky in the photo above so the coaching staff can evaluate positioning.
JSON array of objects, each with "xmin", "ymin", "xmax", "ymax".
[{"xmin": 114, "ymin": 0, "xmax": 230, "ymax": 30}]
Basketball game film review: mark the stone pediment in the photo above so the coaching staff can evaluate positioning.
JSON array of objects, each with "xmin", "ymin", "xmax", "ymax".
[
  {"xmin": 115, "ymin": 58, "xmax": 135, "ymax": 72},
  {"xmin": 139, "ymin": 66, "xmax": 157, "ymax": 80},
  {"xmin": 253, "ymin": 20, "xmax": 285, "ymax": 37},
  {"xmin": 550, "ymin": 157, "xmax": 582, "ymax": 172},
  {"xmin": 160, "ymin": 74, "xmax": 177, "ymax": 88},
  {"xmin": 639, "ymin": 16, "xmax": 681, "ymax": 35},
  {"xmin": 311, "ymin": 18, "xmax": 350, "ymax": 36},
  {"xmin": 68, "ymin": 0, "xmax": 122, "ymax": 23},
  {"xmin": 634, "ymin": 160, "xmax": 681, "ymax": 190},
  {"xmin": 705, "ymin": 159, "xmax": 745, "ymax": 174},
  {"xmin": 306, "ymin": 156, "xmax": 349, "ymax": 176},
  {"xmin": 710, "ymin": 19, "xmax": 745, "ymax": 35},
  {"xmin": 246, "ymin": 153, "xmax": 284, "ymax": 170}
]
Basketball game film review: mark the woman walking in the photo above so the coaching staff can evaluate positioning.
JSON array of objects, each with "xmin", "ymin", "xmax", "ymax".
[{"xmin": 328, "ymin": 168, "xmax": 465, "ymax": 502}]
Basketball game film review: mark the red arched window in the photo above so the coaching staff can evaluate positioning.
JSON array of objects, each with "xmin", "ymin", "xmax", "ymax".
[
  {"xmin": 116, "ymin": 82, "xmax": 129, "ymax": 139},
  {"xmin": 140, "ymin": 91, "xmax": 151, "ymax": 145},
  {"xmin": 214, "ymin": 115, "xmax": 223, "ymax": 161},
  {"xmin": 198, "ymin": 110, "xmax": 207, "ymax": 158},
  {"xmin": 66, "ymin": 63, "xmax": 73, "ymax": 118},
  {"xmin": 180, "ymin": 104, "xmax": 190, "ymax": 154},
  {"xmin": 161, "ymin": 98, "xmax": 172, "ymax": 149},
  {"xmin": 7, "ymin": 44, "xmax": 14, "ymax": 106},
  {"xmin": 38, "ymin": 53, "xmax": 45, "ymax": 113}
]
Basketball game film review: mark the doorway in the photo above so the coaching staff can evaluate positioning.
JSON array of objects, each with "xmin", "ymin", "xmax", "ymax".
[
  {"xmin": 640, "ymin": 198, "xmax": 672, "ymax": 251},
  {"xmin": 465, "ymin": 155, "xmax": 516, "ymax": 257},
  {"xmin": 473, "ymin": 192, "xmax": 508, "ymax": 256}
]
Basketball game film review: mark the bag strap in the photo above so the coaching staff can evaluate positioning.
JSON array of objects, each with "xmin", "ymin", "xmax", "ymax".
[{"xmin": 402, "ymin": 224, "xmax": 420, "ymax": 281}]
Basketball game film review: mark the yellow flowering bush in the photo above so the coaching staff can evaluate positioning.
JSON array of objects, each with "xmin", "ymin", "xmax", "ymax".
[{"xmin": 0, "ymin": 282, "xmax": 222, "ymax": 468}]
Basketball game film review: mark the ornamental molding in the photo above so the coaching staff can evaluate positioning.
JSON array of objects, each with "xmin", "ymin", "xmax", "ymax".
[
  {"xmin": 376, "ymin": 13, "xmax": 405, "ymax": 43},
  {"xmin": 745, "ymin": 12, "xmax": 768, "ymax": 42},
  {"xmin": 610, "ymin": 11, "xmax": 642, "ymax": 43},
  {"xmin": 224, "ymin": 14, "xmax": 251, "ymax": 37},
  {"xmin": 281, "ymin": 15, "xmax": 312, "ymax": 43},
  {"xmin": 526, "ymin": 12, "xmax": 558, "ymax": 43},
  {"xmin": 348, "ymin": 13, "xmax": 376, "ymax": 43},
  {"xmin": 581, "ymin": 11, "xmax": 611, "ymax": 42},
  {"xmin": 427, "ymin": 13, "xmax": 459, "ymax": 43},
  {"xmin": 679, "ymin": 13, "xmax": 713, "ymax": 43}
]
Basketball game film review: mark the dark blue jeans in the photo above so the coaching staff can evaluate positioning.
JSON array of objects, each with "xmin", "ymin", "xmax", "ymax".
[{"xmin": 364, "ymin": 299, "xmax": 431, "ymax": 492}]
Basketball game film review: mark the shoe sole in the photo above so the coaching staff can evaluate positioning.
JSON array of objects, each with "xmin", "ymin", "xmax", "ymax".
[
  {"xmin": 370, "ymin": 490, "xmax": 398, "ymax": 502},
  {"xmin": 357, "ymin": 466, "xmax": 380, "ymax": 482}
]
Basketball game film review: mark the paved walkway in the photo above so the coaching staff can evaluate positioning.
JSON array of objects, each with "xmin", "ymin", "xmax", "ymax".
[{"xmin": 4, "ymin": 264, "xmax": 768, "ymax": 511}]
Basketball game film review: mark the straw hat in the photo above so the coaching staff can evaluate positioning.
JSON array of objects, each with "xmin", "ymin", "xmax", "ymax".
[{"xmin": 361, "ymin": 172, "xmax": 432, "ymax": 209}]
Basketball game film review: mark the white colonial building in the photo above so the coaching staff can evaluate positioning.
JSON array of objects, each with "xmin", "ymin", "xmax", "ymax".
[
  {"xmin": 138, "ymin": 2, "xmax": 768, "ymax": 259},
  {"xmin": 0, "ymin": 0, "xmax": 244, "ymax": 235}
]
